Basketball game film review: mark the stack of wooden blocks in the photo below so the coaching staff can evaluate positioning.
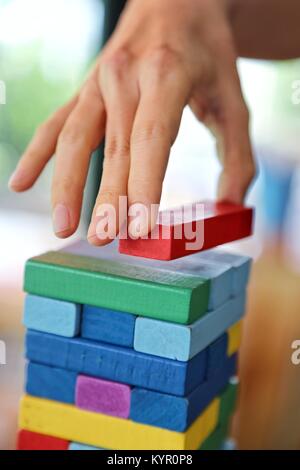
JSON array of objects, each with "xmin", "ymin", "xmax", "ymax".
[{"xmin": 17, "ymin": 202, "xmax": 253, "ymax": 450}]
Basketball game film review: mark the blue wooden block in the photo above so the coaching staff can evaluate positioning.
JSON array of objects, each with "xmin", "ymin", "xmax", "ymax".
[
  {"xmin": 23, "ymin": 294, "xmax": 81, "ymax": 337},
  {"xmin": 81, "ymin": 305, "xmax": 135, "ymax": 348},
  {"xmin": 134, "ymin": 293, "xmax": 246, "ymax": 361},
  {"xmin": 25, "ymin": 330, "xmax": 207, "ymax": 396},
  {"xmin": 196, "ymin": 250, "xmax": 252, "ymax": 296},
  {"xmin": 24, "ymin": 354, "xmax": 236, "ymax": 432},
  {"xmin": 206, "ymin": 334, "xmax": 228, "ymax": 379},
  {"xmin": 69, "ymin": 442, "xmax": 102, "ymax": 450},
  {"xmin": 130, "ymin": 354, "xmax": 237, "ymax": 432},
  {"xmin": 26, "ymin": 362, "xmax": 77, "ymax": 404}
]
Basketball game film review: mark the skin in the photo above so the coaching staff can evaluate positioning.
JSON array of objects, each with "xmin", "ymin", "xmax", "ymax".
[{"xmin": 9, "ymin": 0, "xmax": 300, "ymax": 244}]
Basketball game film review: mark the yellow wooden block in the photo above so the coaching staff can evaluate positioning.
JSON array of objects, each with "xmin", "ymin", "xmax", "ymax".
[
  {"xmin": 227, "ymin": 321, "xmax": 242, "ymax": 356},
  {"xmin": 19, "ymin": 394, "xmax": 219, "ymax": 450}
]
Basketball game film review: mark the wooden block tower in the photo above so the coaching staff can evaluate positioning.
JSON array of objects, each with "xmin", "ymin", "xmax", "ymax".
[{"xmin": 17, "ymin": 201, "xmax": 253, "ymax": 450}]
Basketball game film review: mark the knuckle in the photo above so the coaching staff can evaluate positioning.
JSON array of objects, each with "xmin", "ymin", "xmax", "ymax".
[
  {"xmin": 101, "ymin": 47, "xmax": 131, "ymax": 80},
  {"xmin": 129, "ymin": 177, "xmax": 159, "ymax": 201},
  {"xmin": 97, "ymin": 187, "xmax": 120, "ymax": 203},
  {"xmin": 132, "ymin": 121, "xmax": 169, "ymax": 146},
  {"xmin": 104, "ymin": 137, "xmax": 130, "ymax": 162},
  {"xmin": 228, "ymin": 156, "xmax": 256, "ymax": 190},
  {"xmin": 147, "ymin": 46, "xmax": 182, "ymax": 77},
  {"xmin": 52, "ymin": 176, "xmax": 84, "ymax": 195},
  {"xmin": 57, "ymin": 126, "xmax": 87, "ymax": 148}
]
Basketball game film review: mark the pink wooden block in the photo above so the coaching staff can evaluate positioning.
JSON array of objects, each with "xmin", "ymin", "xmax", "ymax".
[{"xmin": 75, "ymin": 375, "xmax": 131, "ymax": 418}]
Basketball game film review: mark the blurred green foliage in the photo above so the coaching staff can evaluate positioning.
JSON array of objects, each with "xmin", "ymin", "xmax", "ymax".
[{"xmin": 0, "ymin": 41, "xmax": 85, "ymax": 183}]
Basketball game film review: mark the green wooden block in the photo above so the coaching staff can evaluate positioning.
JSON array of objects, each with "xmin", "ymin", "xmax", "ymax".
[
  {"xmin": 219, "ymin": 379, "xmax": 238, "ymax": 426},
  {"xmin": 199, "ymin": 379, "xmax": 238, "ymax": 450},
  {"xmin": 199, "ymin": 422, "xmax": 229, "ymax": 450},
  {"xmin": 24, "ymin": 251, "xmax": 210, "ymax": 324}
]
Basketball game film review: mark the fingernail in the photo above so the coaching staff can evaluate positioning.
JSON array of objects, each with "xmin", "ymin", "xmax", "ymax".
[
  {"xmin": 8, "ymin": 168, "xmax": 25, "ymax": 189},
  {"xmin": 53, "ymin": 204, "xmax": 71, "ymax": 234},
  {"xmin": 128, "ymin": 203, "xmax": 149, "ymax": 239}
]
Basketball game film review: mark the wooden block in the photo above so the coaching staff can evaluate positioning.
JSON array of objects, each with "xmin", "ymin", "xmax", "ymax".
[
  {"xmin": 227, "ymin": 321, "xmax": 242, "ymax": 356},
  {"xmin": 81, "ymin": 305, "xmax": 135, "ymax": 348},
  {"xmin": 219, "ymin": 378, "xmax": 239, "ymax": 426},
  {"xmin": 26, "ymin": 362, "xmax": 77, "ymax": 404},
  {"xmin": 76, "ymin": 375, "xmax": 131, "ymax": 418},
  {"xmin": 25, "ymin": 353, "xmax": 235, "ymax": 432},
  {"xmin": 206, "ymin": 334, "xmax": 228, "ymax": 378},
  {"xmin": 158, "ymin": 257, "xmax": 233, "ymax": 311},
  {"xmin": 17, "ymin": 429, "xmax": 69, "ymax": 450},
  {"xmin": 199, "ymin": 379, "xmax": 238, "ymax": 450},
  {"xmin": 23, "ymin": 294, "xmax": 81, "ymax": 337},
  {"xmin": 198, "ymin": 423, "xmax": 228, "ymax": 450},
  {"xmin": 24, "ymin": 251, "xmax": 209, "ymax": 325},
  {"xmin": 69, "ymin": 442, "xmax": 102, "ymax": 450},
  {"xmin": 196, "ymin": 249, "xmax": 252, "ymax": 296},
  {"xmin": 119, "ymin": 201, "xmax": 253, "ymax": 260},
  {"xmin": 64, "ymin": 239, "xmax": 235, "ymax": 314},
  {"xmin": 19, "ymin": 394, "xmax": 219, "ymax": 450},
  {"xmin": 130, "ymin": 354, "xmax": 237, "ymax": 432},
  {"xmin": 134, "ymin": 294, "xmax": 246, "ymax": 361},
  {"xmin": 25, "ymin": 330, "xmax": 207, "ymax": 396}
]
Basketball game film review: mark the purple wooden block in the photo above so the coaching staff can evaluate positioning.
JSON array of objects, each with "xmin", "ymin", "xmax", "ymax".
[{"xmin": 75, "ymin": 375, "xmax": 131, "ymax": 418}]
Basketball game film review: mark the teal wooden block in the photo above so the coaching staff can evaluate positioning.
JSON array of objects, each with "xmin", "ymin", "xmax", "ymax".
[
  {"xmin": 134, "ymin": 293, "xmax": 246, "ymax": 361},
  {"xmin": 23, "ymin": 294, "xmax": 81, "ymax": 337},
  {"xmin": 166, "ymin": 258, "xmax": 233, "ymax": 310},
  {"xmin": 196, "ymin": 250, "xmax": 252, "ymax": 296},
  {"xmin": 69, "ymin": 442, "xmax": 102, "ymax": 450}
]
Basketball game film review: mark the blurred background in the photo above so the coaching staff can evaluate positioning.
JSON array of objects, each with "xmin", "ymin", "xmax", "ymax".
[{"xmin": 1, "ymin": 0, "xmax": 300, "ymax": 450}]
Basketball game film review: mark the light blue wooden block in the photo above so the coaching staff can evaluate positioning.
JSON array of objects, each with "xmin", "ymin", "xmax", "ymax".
[
  {"xmin": 69, "ymin": 442, "xmax": 102, "ymax": 450},
  {"xmin": 23, "ymin": 294, "xmax": 81, "ymax": 337},
  {"xmin": 134, "ymin": 293, "xmax": 246, "ymax": 361},
  {"xmin": 196, "ymin": 250, "xmax": 252, "ymax": 296},
  {"xmin": 165, "ymin": 258, "xmax": 234, "ymax": 310}
]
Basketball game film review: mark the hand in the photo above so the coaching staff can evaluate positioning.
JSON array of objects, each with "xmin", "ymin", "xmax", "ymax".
[{"xmin": 9, "ymin": 0, "xmax": 255, "ymax": 244}]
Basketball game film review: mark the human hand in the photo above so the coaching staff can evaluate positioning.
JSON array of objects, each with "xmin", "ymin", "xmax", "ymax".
[{"xmin": 9, "ymin": 0, "xmax": 255, "ymax": 244}]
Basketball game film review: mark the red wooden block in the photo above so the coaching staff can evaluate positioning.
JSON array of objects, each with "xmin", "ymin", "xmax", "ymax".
[
  {"xmin": 119, "ymin": 201, "xmax": 253, "ymax": 260},
  {"xmin": 17, "ymin": 429, "xmax": 69, "ymax": 450}
]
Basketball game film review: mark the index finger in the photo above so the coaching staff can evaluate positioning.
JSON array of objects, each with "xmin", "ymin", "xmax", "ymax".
[{"xmin": 128, "ymin": 49, "xmax": 189, "ymax": 237}]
